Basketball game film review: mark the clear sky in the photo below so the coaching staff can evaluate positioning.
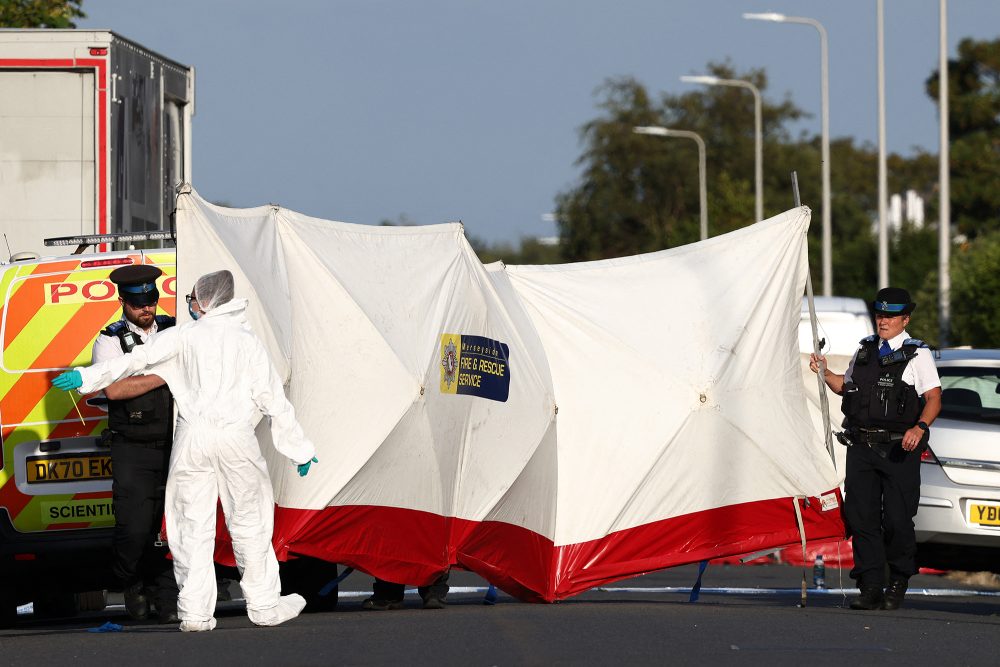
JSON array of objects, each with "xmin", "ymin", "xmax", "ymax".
[{"xmin": 79, "ymin": 0, "xmax": 1000, "ymax": 243}]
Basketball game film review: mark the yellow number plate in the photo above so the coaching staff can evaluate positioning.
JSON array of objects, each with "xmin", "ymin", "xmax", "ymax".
[
  {"xmin": 967, "ymin": 502, "xmax": 1000, "ymax": 527},
  {"xmin": 25, "ymin": 454, "xmax": 112, "ymax": 483}
]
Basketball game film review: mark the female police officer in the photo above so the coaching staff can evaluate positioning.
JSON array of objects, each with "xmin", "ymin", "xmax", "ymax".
[{"xmin": 809, "ymin": 287, "xmax": 941, "ymax": 611}]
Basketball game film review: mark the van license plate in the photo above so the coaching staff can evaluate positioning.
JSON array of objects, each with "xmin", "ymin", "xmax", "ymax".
[
  {"xmin": 967, "ymin": 502, "xmax": 1000, "ymax": 527},
  {"xmin": 25, "ymin": 454, "xmax": 112, "ymax": 483}
]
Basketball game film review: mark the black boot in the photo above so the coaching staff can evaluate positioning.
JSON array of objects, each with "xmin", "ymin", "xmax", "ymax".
[
  {"xmin": 849, "ymin": 585, "xmax": 884, "ymax": 610},
  {"xmin": 882, "ymin": 579, "xmax": 908, "ymax": 610},
  {"xmin": 123, "ymin": 582, "xmax": 149, "ymax": 620}
]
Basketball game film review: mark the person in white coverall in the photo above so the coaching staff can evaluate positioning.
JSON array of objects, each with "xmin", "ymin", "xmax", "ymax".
[{"xmin": 53, "ymin": 270, "xmax": 319, "ymax": 632}]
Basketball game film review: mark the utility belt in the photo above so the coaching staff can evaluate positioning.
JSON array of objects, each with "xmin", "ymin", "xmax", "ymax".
[
  {"xmin": 851, "ymin": 427, "xmax": 904, "ymax": 445},
  {"xmin": 835, "ymin": 427, "xmax": 924, "ymax": 459},
  {"xmin": 103, "ymin": 429, "xmax": 171, "ymax": 450}
]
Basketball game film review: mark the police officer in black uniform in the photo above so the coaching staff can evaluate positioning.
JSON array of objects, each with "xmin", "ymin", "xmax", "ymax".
[
  {"xmin": 810, "ymin": 287, "xmax": 942, "ymax": 611},
  {"xmin": 93, "ymin": 265, "xmax": 179, "ymax": 622}
]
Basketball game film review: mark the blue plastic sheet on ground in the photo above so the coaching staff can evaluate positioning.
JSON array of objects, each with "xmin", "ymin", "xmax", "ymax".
[{"xmin": 87, "ymin": 621, "xmax": 123, "ymax": 633}]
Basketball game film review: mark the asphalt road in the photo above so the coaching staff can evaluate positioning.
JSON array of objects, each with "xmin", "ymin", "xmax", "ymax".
[{"xmin": 3, "ymin": 564, "xmax": 999, "ymax": 666}]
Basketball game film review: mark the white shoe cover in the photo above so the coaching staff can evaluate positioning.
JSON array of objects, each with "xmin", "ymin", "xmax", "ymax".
[
  {"xmin": 179, "ymin": 618, "xmax": 217, "ymax": 632},
  {"xmin": 248, "ymin": 593, "xmax": 306, "ymax": 627}
]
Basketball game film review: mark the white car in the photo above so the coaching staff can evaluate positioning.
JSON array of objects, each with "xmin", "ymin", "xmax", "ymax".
[{"xmin": 915, "ymin": 349, "xmax": 1000, "ymax": 573}]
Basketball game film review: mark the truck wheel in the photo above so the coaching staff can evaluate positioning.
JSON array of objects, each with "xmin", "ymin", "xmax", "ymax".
[{"xmin": 75, "ymin": 590, "xmax": 108, "ymax": 612}]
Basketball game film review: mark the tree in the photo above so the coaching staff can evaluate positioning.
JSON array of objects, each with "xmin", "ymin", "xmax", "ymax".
[
  {"xmin": 926, "ymin": 37, "xmax": 1000, "ymax": 239},
  {"xmin": 555, "ymin": 64, "xmax": 808, "ymax": 262},
  {"xmin": 950, "ymin": 232, "xmax": 1000, "ymax": 347},
  {"xmin": 0, "ymin": 0, "xmax": 85, "ymax": 28},
  {"xmin": 908, "ymin": 232, "xmax": 1000, "ymax": 348}
]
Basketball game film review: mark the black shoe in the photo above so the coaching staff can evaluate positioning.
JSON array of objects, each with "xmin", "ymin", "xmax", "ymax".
[
  {"xmin": 361, "ymin": 596, "xmax": 404, "ymax": 611},
  {"xmin": 158, "ymin": 609, "xmax": 179, "ymax": 624},
  {"xmin": 123, "ymin": 582, "xmax": 150, "ymax": 620},
  {"xmin": 882, "ymin": 579, "xmax": 908, "ymax": 611},
  {"xmin": 849, "ymin": 585, "xmax": 884, "ymax": 610},
  {"xmin": 422, "ymin": 597, "xmax": 447, "ymax": 610}
]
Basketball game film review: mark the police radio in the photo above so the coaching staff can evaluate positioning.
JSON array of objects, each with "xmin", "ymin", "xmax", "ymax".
[{"xmin": 879, "ymin": 348, "xmax": 916, "ymax": 367}]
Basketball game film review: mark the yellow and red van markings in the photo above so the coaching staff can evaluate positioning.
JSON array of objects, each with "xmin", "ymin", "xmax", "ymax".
[
  {"xmin": 1, "ymin": 299, "xmax": 119, "ymax": 429},
  {"xmin": 1, "ymin": 254, "xmax": 175, "ymax": 532},
  {"xmin": 2, "ymin": 261, "xmax": 82, "ymax": 344}
]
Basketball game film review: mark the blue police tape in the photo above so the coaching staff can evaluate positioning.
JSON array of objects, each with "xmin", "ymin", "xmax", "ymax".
[
  {"xmin": 483, "ymin": 583, "xmax": 498, "ymax": 605},
  {"xmin": 688, "ymin": 560, "xmax": 709, "ymax": 602},
  {"xmin": 317, "ymin": 567, "xmax": 355, "ymax": 597}
]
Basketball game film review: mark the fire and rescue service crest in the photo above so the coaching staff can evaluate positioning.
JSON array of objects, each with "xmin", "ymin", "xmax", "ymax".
[{"xmin": 441, "ymin": 339, "xmax": 459, "ymax": 389}]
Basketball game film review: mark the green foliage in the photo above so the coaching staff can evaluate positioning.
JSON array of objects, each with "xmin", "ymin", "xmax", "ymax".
[
  {"xmin": 555, "ymin": 64, "xmax": 812, "ymax": 262},
  {"xmin": 950, "ymin": 232, "xmax": 1000, "ymax": 347},
  {"xmin": 927, "ymin": 37, "xmax": 1000, "ymax": 239},
  {"xmin": 0, "ymin": 0, "xmax": 85, "ymax": 28},
  {"xmin": 551, "ymin": 37, "xmax": 1000, "ymax": 317}
]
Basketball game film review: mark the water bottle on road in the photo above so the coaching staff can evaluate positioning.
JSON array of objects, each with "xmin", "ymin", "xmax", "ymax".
[{"xmin": 812, "ymin": 554, "xmax": 826, "ymax": 589}]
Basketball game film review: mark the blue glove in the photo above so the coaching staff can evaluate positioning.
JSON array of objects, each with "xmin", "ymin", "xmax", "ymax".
[
  {"xmin": 297, "ymin": 456, "xmax": 318, "ymax": 477},
  {"xmin": 52, "ymin": 370, "xmax": 83, "ymax": 391}
]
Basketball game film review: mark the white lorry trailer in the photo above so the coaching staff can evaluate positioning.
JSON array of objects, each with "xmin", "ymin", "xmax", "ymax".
[{"xmin": 0, "ymin": 29, "xmax": 194, "ymax": 257}]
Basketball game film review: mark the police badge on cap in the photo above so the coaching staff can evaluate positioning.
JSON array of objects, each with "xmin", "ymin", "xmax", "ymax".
[
  {"xmin": 110, "ymin": 265, "xmax": 162, "ymax": 307},
  {"xmin": 873, "ymin": 286, "xmax": 915, "ymax": 316}
]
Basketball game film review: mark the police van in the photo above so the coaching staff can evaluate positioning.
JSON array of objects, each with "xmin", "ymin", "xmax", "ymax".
[{"xmin": 0, "ymin": 234, "xmax": 176, "ymax": 626}]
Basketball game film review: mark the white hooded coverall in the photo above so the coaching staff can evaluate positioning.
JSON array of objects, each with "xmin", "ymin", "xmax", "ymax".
[{"xmin": 77, "ymin": 285, "xmax": 316, "ymax": 629}]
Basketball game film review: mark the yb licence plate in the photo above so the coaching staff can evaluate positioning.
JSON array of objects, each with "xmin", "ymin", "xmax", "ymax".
[
  {"xmin": 967, "ymin": 501, "xmax": 1000, "ymax": 527},
  {"xmin": 25, "ymin": 454, "xmax": 112, "ymax": 483}
]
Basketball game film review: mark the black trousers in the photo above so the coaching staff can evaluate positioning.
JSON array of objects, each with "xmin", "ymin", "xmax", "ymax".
[
  {"xmin": 110, "ymin": 437, "xmax": 179, "ymax": 611},
  {"xmin": 373, "ymin": 570, "xmax": 450, "ymax": 602},
  {"xmin": 844, "ymin": 441, "xmax": 921, "ymax": 588}
]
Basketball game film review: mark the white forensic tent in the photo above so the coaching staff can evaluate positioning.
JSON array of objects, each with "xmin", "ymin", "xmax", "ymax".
[{"xmin": 175, "ymin": 187, "xmax": 843, "ymax": 602}]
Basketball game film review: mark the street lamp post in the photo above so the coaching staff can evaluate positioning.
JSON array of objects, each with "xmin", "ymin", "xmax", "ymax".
[
  {"xmin": 744, "ymin": 11, "xmax": 832, "ymax": 297},
  {"xmin": 681, "ymin": 75, "xmax": 763, "ymax": 223},
  {"xmin": 938, "ymin": 0, "xmax": 951, "ymax": 346},
  {"xmin": 877, "ymin": 0, "xmax": 889, "ymax": 288},
  {"xmin": 633, "ymin": 126, "xmax": 708, "ymax": 240}
]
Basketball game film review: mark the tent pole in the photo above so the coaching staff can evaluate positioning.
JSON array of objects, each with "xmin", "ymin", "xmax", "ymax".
[{"xmin": 793, "ymin": 171, "xmax": 836, "ymax": 466}]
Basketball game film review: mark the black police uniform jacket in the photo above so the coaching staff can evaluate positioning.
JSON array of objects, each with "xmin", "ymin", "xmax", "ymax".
[
  {"xmin": 841, "ymin": 335, "xmax": 925, "ymax": 432},
  {"xmin": 102, "ymin": 315, "xmax": 175, "ymax": 442}
]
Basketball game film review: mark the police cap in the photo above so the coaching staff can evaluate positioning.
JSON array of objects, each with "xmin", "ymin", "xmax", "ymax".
[
  {"xmin": 873, "ymin": 286, "xmax": 915, "ymax": 316},
  {"xmin": 110, "ymin": 264, "xmax": 162, "ymax": 307}
]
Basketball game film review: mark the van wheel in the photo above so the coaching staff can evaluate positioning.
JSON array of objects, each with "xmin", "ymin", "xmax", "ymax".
[
  {"xmin": 75, "ymin": 590, "xmax": 108, "ymax": 612},
  {"xmin": 0, "ymin": 556, "xmax": 16, "ymax": 628},
  {"xmin": 32, "ymin": 591, "xmax": 78, "ymax": 619}
]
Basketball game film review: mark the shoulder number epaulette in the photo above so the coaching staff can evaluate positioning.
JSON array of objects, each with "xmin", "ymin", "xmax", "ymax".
[
  {"xmin": 860, "ymin": 334, "xmax": 877, "ymax": 344},
  {"xmin": 902, "ymin": 338, "xmax": 927, "ymax": 348},
  {"xmin": 102, "ymin": 320, "xmax": 127, "ymax": 337},
  {"xmin": 155, "ymin": 315, "xmax": 176, "ymax": 330}
]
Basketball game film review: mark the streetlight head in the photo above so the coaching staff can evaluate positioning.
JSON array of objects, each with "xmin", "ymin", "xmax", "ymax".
[
  {"xmin": 742, "ymin": 12, "xmax": 786, "ymax": 22},
  {"xmin": 633, "ymin": 126, "xmax": 669, "ymax": 137},
  {"xmin": 680, "ymin": 75, "xmax": 720, "ymax": 85}
]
